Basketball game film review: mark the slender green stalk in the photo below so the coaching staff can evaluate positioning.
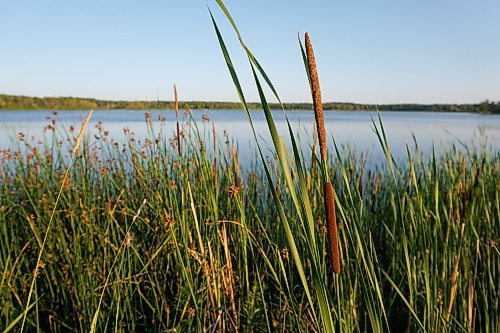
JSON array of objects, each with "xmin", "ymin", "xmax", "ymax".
[{"xmin": 19, "ymin": 110, "xmax": 93, "ymax": 332}]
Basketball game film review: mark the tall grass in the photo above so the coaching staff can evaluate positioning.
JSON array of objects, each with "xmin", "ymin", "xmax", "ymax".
[
  {"xmin": 0, "ymin": 1, "xmax": 498, "ymax": 332},
  {"xmin": 1, "ymin": 109, "xmax": 498, "ymax": 332}
]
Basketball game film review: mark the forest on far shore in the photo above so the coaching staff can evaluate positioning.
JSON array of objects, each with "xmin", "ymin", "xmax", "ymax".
[{"xmin": 1, "ymin": 94, "xmax": 499, "ymax": 114}]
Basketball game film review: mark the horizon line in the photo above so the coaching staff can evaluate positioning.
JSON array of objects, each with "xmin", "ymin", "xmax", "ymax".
[{"xmin": 1, "ymin": 93, "xmax": 497, "ymax": 106}]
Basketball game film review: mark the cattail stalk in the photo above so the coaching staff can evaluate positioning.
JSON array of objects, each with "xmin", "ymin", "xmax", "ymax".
[
  {"xmin": 305, "ymin": 32, "xmax": 340, "ymax": 274},
  {"xmin": 174, "ymin": 84, "xmax": 181, "ymax": 156},
  {"xmin": 358, "ymin": 153, "xmax": 365, "ymax": 200},
  {"xmin": 311, "ymin": 122, "xmax": 318, "ymax": 170},
  {"xmin": 213, "ymin": 123, "xmax": 218, "ymax": 188}
]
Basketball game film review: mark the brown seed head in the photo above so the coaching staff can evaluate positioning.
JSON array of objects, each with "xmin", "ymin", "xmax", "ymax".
[
  {"xmin": 174, "ymin": 84, "xmax": 179, "ymax": 118},
  {"xmin": 305, "ymin": 32, "xmax": 327, "ymax": 162},
  {"xmin": 324, "ymin": 181, "xmax": 340, "ymax": 274}
]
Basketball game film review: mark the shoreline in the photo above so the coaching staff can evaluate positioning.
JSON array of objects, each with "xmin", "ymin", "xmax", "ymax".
[{"xmin": 1, "ymin": 94, "xmax": 499, "ymax": 114}]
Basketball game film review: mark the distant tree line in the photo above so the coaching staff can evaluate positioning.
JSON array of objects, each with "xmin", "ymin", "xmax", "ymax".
[{"xmin": 1, "ymin": 94, "xmax": 499, "ymax": 114}]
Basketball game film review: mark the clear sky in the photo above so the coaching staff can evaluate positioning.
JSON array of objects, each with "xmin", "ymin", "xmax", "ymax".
[{"xmin": 1, "ymin": 0, "xmax": 499, "ymax": 104}]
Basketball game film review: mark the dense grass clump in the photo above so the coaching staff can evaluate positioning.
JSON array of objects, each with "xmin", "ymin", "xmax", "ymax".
[{"xmin": 0, "ymin": 113, "xmax": 498, "ymax": 332}]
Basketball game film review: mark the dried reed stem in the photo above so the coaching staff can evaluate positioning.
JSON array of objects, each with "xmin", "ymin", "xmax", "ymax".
[
  {"xmin": 220, "ymin": 224, "xmax": 238, "ymax": 330},
  {"xmin": 446, "ymin": 223, "xmax": 465, "ymax": 322},
  {"xmin": 72, "ymin": 110, "xmax": 93, "ymax": 155},
  {"xmin": 467, "ymin": 277, "xmax": 474, "ymax": 332},
  {"xmin": 187, "ymin": 182, "xmax": 216, "ymax": 311}
]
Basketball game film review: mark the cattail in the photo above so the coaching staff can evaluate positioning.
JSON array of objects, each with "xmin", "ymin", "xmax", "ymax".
[
  {"xmin": 231, "ymin": 144, "xmax": 239, "ymax": 188},
  {"xmin": 305, "ymin": 32, "xmax": 327, "ymax": 162},
  {"xmin": 324, "ymin": 181, "xmax": 340, "ymax": 274},
  {"xmin": 174, "ymin": 84, "xmax": 179, "ymax": 118},
  {"xmin": 306, "ymin": 32, "xmax": 340, "ymax": 274},
  {"xmin": 174, "ymin": 84, "xmax": 181, "ymax": 156}
]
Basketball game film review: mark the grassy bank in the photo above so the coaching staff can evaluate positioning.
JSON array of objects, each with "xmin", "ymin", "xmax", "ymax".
[{"xmin": 0, "ymin": 112, "xmax": 498, "ymax": 332}]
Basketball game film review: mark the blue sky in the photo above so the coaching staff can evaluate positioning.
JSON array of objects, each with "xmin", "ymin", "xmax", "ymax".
[{"xmin": 1, "ymin": 0, "xmax": 499, "ymax": 104}]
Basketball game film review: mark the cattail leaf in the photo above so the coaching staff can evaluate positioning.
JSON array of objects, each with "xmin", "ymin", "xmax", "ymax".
[
  {"xmin": 210, "ymin": 7, "xmax": 319, "ymax": 323},
  {"xmin": 250, "ymin": 63, "xmax": 305, "ymax": 226},
  {"xmin": 287, "ymin": 121, "xmax": 318, "ymax": 254},
  {"xmin": 298, "ymin": 33, "xmax": 312, "ymax": 91},
  {"xmin": 215, "ymin": 0, "xmax": 283, "ymax": 106}
]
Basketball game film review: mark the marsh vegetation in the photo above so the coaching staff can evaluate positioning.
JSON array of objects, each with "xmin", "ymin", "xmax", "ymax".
[{"xmin": 1, "ymin": 1, "xmax": 499, "ymax": 332}]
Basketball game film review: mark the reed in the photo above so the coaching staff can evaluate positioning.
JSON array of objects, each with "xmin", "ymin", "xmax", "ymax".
[
  {"xmin": 18, "ymin": 110, "xmax": 93, "ymax": 332},
  {"xmin": 174, "ymin": 84, "xmax": 181, "ymax": 156},
  {"xmin": 213, "ymin": 122, "xmax": 218, "ymax": 188}
]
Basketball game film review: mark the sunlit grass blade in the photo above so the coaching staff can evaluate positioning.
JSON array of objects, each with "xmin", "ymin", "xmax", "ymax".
[{"xmin": 19, "ymin": 110, "xmax": 93, "ymax": 332}]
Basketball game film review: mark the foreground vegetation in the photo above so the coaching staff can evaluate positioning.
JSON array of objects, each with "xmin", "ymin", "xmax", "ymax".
[
  {"xmin": 1, "ymin": 93, "xmax": 499, "ymax": 114},
  {"xmin": 0, "ymin": 111, "xmax": 498, "ymax": 332},
  {"xmin": 1, "ymin": 2, "xmax": 499, "ymax": 332}
]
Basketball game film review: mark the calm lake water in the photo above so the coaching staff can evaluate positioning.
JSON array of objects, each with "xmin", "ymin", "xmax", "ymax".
[{"xmin": 1, "ymin": 110, "xmax": 499, "ymax": 168}]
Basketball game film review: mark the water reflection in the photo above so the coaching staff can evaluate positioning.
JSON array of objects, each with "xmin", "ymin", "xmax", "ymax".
[{"xmin": 1, "ymin": 109, "xmax": 498, "ymax": 169}]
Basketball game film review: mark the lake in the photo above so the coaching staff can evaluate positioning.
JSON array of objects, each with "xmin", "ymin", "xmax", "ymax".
[{"xmin": 1, "ymin": 110, "xmax": 499, "ymax": 168}]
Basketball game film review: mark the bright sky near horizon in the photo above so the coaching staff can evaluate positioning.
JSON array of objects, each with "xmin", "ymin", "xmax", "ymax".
[{"xmin": 1, "ymin": 0, "xmax": 499, "ymax": 104}]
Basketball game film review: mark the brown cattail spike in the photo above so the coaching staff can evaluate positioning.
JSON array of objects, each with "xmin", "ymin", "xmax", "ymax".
[
  {"xmin": 324, "ymin": 181, "xmax": 340, "ymax": 274},
  {"xmin": 174, "ymin": 84, "xmax": 179, "ymax": 118},
  {"xmin": 307, "ymin": 32, "xmax": 341, "ymax": 274},
  {"xmin": 174, "ymin": 85, "xmax": 181, "ymax": 155},
  {"xmin": 305, "ymin": 32, "xmax": 327, "ymax": 162},
  {"xmin": 231, "ymin": 145, "xmax": 239, "ymax": 188}
]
